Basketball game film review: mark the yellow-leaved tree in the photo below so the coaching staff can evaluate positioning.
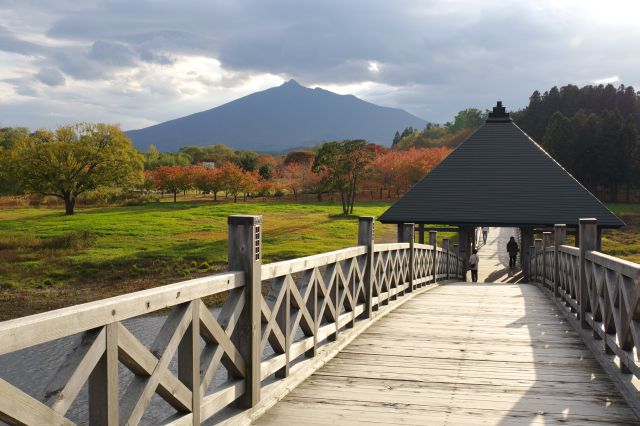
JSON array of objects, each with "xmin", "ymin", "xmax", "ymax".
[{"xmin": 11, "ymin": 123, "xmax": 144, "ymax": 215}]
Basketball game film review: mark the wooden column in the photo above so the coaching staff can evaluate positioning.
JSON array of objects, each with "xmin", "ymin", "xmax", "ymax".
[
  {"xmin": 542, "ymin": 232, "xmax": 551, "ymax": 288},
  {"xmin": 596, "ymin": 227, "xmax": 602, "ymax": 251},
  {"xmin": 88, "ymin": 323, "xmax": 118, "ymax": 426},
  {"xmin": 442, "ymin": 238, "xmax": 450, "ymax": 280},
  {"xmin": 418, "ymin": 224, "xmax": 425, "ymax": 244},
  {"xmin": 534, "ymin": 239, "xmax": 542, "ymax": 283},
  {"xmin": 429, "ymin": 231, "xmax": 437, "ymax": 283},
  {"xmin": 228, "ymin": 215, "xmax": 262, "ymax": 407},
  {"xmin": 520, "ymin": 227, "xmax": 532, "ymax": 282},
  {"xmin": 528, "ymin": 245, "xmax": 535, "ymax": 281},
  {"xmin": 453, "ymin": 244, "xmax": 459, "ymax": 279},
  {"xmin": 398, "ymin": 223, "xmax": 414, "ymax": 293},
  {"xmin": 579, "ymin": 218, "xmax": 597, "ymax": 329},
  {"xmin": 358, "ymin": 217, "xmax": 375, "ymax": 318},
  {"xmin": 553, "ymin": 224, "xmax": 566, "ymax": 298},
  {"xmin": 458, "ymin": 229, "xmax": 469, "ymax": 281}
]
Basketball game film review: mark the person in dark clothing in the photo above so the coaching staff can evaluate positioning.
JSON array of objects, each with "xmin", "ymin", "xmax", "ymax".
[
  {"xmin": 469, "ymin": 249, "xmax": 479, "ymax": 282},
  {"xmin": 507, "ymin": 236, "xmax": 519, "ymax": 269}
]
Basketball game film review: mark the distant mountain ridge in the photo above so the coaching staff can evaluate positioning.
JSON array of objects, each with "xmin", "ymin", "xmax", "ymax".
[{"xmin": 126, "ymin": 79, "xmax": 427, "ymax": 152}]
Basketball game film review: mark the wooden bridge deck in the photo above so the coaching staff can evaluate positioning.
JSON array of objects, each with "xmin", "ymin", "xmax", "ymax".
[{"xmin": 254, "ymin": 283, "xmax": 638, "ymax": 425}]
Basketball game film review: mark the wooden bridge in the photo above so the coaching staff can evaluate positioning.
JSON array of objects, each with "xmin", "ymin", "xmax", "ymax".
[{"xmin": 0, "ymin": 216, "xmax": 639, "ymax": 425}]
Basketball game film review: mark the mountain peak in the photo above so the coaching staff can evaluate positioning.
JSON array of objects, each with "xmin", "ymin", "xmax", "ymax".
[
  {"xmin": 281, "ymin": 79, "xmax": 304, "ymax": 88},
  {"xmin": 127, "ymin": 80, "xmax": 427, "ymax": 152}
]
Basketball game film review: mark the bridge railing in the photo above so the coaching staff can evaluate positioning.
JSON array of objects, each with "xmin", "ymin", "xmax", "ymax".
[
  {"xmin": 528, "ymin": 220, "xmax": 640, "ymax": 381},
  {"xmin": 0, "ymin": 216, "xmax": 464, "ymax": 426}
]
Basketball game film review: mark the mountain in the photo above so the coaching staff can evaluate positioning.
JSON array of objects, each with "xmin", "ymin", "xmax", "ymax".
[{"xmin": 126, "ymin": 79, "xmax": 427, "ymax": 152}]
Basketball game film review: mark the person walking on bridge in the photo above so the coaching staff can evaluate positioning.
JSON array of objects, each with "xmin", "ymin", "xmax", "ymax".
[
  {"xmin": 469, "ymin": 249, "xmax": 479, "ymax": 282},
  {"xmin": 482, "ymin": 226, "xmax": 489, "ymax": 244},
  {"xmin": 507, "ymin": 236, "xmax": 519, "ymax": 270}
]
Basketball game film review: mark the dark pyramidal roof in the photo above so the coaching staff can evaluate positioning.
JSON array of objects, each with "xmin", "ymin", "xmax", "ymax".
[{"xmin": 379, "ymin": 102, "xmax": 624, "ymax": 228}]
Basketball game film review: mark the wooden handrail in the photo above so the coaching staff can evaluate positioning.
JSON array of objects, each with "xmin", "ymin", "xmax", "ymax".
[
  {"xmin": 0, "ymin": 216, "xmax": 465, "ymax": 426},
  {"xmin": 529, "ymin": 221, "xmax": 640, "ymax": 387}
]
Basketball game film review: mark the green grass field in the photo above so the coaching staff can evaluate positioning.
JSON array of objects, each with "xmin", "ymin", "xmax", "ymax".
[
  {"xmin": 0, "ymin": 199, "xmax": 636, "ymax": 320},
  {"xmin": 0, "ymin": 200, "xmax": 460, "ymax": 319}
]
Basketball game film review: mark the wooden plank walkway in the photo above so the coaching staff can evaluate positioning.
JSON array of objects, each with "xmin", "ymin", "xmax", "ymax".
[{"xmin": 254, "ymin": 283, "xmax": 638, "ymax": 425}]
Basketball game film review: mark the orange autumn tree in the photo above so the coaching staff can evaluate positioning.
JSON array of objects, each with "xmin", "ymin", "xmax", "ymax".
[
  {"xmin": 369, "ymin": 147, "xmax": 452, "ymax": 196},
  {"xmin": 152, "ymin": 165, "xmax": 191, "ymax": 202}
]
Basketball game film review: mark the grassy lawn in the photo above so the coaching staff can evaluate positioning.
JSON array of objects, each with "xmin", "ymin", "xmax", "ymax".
[
  {"xmin": 1, "ymin": 198, "xmax": 636, "ymax": 321},
  {"xmin": 602, "ymin": 204, "xmax": 640, "ymax": 264},
  {"xmin": 0, "ymin": 200, "xmax": 460, "ymax": 319}
]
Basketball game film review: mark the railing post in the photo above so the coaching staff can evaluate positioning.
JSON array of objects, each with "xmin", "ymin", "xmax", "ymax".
[
  {"xmin": 443, "ymin": 238, "xmax": 450, "ymax": 280},
  {"xmin": 542, "ymin": 232, "xmax": 551, "ymax": 288},
  {"xmin": 398, "ymin": 223, "xmax": 414, "ymax": 294},
  {"xmin": 579, "ymin": 218, "xmax": 597, "ymax": 330},
  {"xmin": 553, "ymin": 224, "xmax": 566, "ymax": 298},
  {"xmin": 228, "ymin": 215, "xmax": 262, "ymax": 407},
  {"xmin": 429, "ymin": 231, "xmax": 437, "ymax": 283},
  {"xmin": 89, "ymin": 323, "xmax": 118, "ymax": 426},
  {"xmin": 453, "ymin": 244, "xmax": 459, "ymax": 279},
  {"xmin": 534, "ymin": 239, "xmax": 542, "ymax": 283},
  {"xmin": 359, "ymin": 216, "xmax": 375, "ymax": 318}
]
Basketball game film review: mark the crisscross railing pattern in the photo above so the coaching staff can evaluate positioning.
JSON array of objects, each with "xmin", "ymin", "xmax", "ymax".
[
  {"xmin": 529, "ymin": 220, "xmax": 640, "ymax": 380},
  {"xmin": 0, "ymin": 216, "xmax": 464, "ymax": 425}
]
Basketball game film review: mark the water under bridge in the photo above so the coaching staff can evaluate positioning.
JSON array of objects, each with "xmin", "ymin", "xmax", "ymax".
[{"xmin": 0, "ymin": 216, "xmax": 639, "ymax": 425}]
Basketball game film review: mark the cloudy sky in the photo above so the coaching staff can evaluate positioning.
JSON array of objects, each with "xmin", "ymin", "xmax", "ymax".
[{"xmin": 1, "ymin": 0, "xmax": 639, "ymax": 131}]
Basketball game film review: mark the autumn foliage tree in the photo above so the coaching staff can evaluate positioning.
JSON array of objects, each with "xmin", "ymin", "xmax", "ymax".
[
  {"xmin": 152, "ymin": 166, "xmax": 190, "ymax": 202},
  {"xmin": 313, "ymin": 139, "xmax": 374, "ymax": 214}
]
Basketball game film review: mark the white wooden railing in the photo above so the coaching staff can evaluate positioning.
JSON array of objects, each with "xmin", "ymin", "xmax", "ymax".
[
  {"xmin": 0, "ymin": 216, "xmax": 464, "ymax": 425},
  {"xmin": 529, "ymin": 219, "xmax": 640, "ymax": 380}
]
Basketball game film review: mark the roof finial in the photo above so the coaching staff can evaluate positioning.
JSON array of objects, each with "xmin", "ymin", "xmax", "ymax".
[{"xmin": 486, "ymin": 101, "xmax": 512, "ymax": 123}]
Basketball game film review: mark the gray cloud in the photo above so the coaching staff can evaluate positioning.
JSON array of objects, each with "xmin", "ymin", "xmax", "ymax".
[
  {"xmin": 0, "ymin": 0, "xmax": 639, "ymax": 129},
  {"xmin": 35, "ymin": 67, "xmax": 65, "ymax": 86}
]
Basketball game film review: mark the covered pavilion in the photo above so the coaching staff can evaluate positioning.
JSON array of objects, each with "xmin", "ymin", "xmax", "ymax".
[{"xmin": 379, "ymin": 101, "xmax": 624, "ymax": 281}]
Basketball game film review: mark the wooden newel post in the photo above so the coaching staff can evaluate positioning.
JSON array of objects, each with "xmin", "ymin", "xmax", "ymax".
[
  {"xmin": 398, "ymin": 223, "xmax": 414, "ymax": 293},
  {"xmin": 579, "ymin": 218, "xmax": 597, "ymax": 330},
  {"xmin": 228, "ymin": 215, "xmax": 262, "ymax": 408},
  {"xmin": 553, "ymin": 225, "xmax": 566, "ymax": 298},
  {"xmin": 442, "ymin": 238, "xmax": 450, "ymax": 280},
  {"xmin": 542, "ymin": 232, "xmax": 551, "ymax": 288},
  {"xmin": 429, "ymin": 231, "xmax": 437, "ymax": 283},
  {"xmin": 359, "ymin": 216, "xmax": 375, "ymax": 318},
  {"xmin": 453, "ymin": 244, "xmax": 459, "ymax": 279},
  {"xmin": 534, "ymin": 239, "xmax": 542, "ymax": 283}
]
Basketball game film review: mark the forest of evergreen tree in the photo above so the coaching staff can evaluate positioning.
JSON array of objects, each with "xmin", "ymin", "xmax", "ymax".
[{"xmin": 513, "ymin": 84, "xmax": 640, "ymax": 202}]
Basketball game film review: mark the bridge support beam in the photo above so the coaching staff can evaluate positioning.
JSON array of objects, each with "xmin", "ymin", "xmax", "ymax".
[
  {"xmin": 579, "ymin": 218, "xmax": 597, "ymax": 329},
  {"xmin": 520, "ymin": 227, "xmax": 533, "ymax": 282},
  {"xmin": 228, "ymin": 215, "xmax": 262, "ymax": 408}
]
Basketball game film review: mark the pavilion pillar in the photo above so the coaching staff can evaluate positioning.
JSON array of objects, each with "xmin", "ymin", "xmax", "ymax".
[
  {"xmin": 596, "ymin": 227, "xmax": 602, "ymax": 251},
  {"xmin": 418, "ymin": 224, "xmax": 425, "ymax": 244},
  {"xmin": 520, "ymin": 227, "xmax": 532, "ymax": 282},
  {"xmin": 458, "ymin": 227, "xmax": 474, "ymax": 282}
]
